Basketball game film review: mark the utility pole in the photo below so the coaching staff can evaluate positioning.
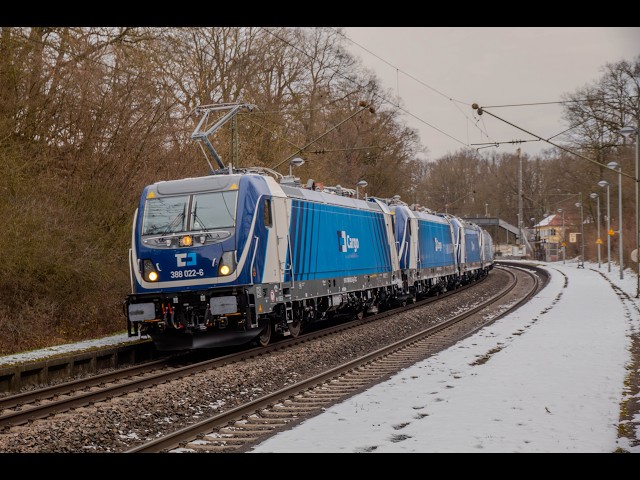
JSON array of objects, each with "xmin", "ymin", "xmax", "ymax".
[{"xmin": 518, "ymin": 148, "xmax": 523, "ymax": 250}]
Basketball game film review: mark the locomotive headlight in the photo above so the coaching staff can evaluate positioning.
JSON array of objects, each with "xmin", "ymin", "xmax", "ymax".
[
  {"xmin": 143, "ymin": 259, "xmax": 159, "ymax": 282},
  {"xmin": 218, "ymin": 251, "xmax": 236, "ymax": 276},
  {"xmin": 181, "ymin": 235, "xmax": 193, "ymax": 247}
]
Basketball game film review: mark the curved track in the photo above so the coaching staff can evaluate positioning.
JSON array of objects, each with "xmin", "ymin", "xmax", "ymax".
[
  {"xmin": 0, "ymin": 271, "xmax": 503, "ymax": 429},
  {"xmin": 0, "ymin": 264, "xmax": 547, "ymax": 452},
  {"xmin": 127, "ymin": 263, "xmax": 545, "ymax": 452}
]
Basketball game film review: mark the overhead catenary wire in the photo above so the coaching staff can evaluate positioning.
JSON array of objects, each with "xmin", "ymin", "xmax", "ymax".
[
  {"xmin": 308, "ymin": 145, "xmax": 386, "ymax": 154},
  {"xmin": 471, "ymin": 139, "xmax": 541, "ymax": 147},
  {"xmin": 244, "ymin": 115, "xmax": 384, "ymax": 157},
  {"xmin": 272, "ymin": 102, "xmax": 374, "ymax": 171},
  {"xmin": 473, "ymin": 104, "xmax": 636, "ymax": 181},
  {"xmin": 547, "ymin": 118, "xmax": 591, "ymax": 141},
  {"xmin": 334, "ymin": 27, "xmax": 639, "ymax": 158},
  {"xmin": 333, "ymin": 28, "xmax": 467, "ymax": 104},
  {"xmin": 174, "ymin": 27, "xmax": 466, "ymax": 170},
  {"xmin": 23, "ymin": 26, "xmax": 617, "ymax": 169},
  {"xmin": 242, "ymin": 115, "xmax": 305, "ymax": 152},
  {"xmin": 21, "ymin": 26, "xmax": 471, "ymax": 161},
  {"xmin": 334, "ymin": 27, "xmax": 494, "ymax": 146},
  {"xmin": 482, "ymin": 96, "xmax": 639, "ymax": 109},
  {"xmin": 470, "ymin": 116, "xmax": 593, "ymax": 150},
  {"xmin": 262, "ymin": 27, "xmax": 470, "ymax": 151}
]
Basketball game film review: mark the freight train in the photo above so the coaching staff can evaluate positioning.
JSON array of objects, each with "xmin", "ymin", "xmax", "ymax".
[
  {"xmin": 123, "ymin": 103, "xmax": 494, "ymax": 351},
  {"xmin": 123, "ymin": 169, "xmax": 494, "ymax": 351}
]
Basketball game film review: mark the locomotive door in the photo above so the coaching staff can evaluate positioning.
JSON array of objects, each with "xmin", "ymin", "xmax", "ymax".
[
  {"xmin": 408, "ymin": 216, "xmax": 418, "ymax": 270},
  {"xmin": 271, "ymin": 196, "xmax": 291, "ymax": 284}
]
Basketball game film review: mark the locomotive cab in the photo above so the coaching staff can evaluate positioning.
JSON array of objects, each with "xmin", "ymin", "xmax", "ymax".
[{"xmin": 125, "ymin": 174, "xmax": 279, "ymax": 349}]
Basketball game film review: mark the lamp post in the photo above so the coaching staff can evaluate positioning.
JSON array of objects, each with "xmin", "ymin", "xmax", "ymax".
[
  {"xmin": 619, "ymin": 125, "xmax": 639, "ymax": 298},
  {"xmin": 575, "ymin": 199, "xmax": 585, "ymax": 268},
  {"xmin": 607, "ymin": 161, "xmax": 623, "ymax": 280},
  {"xmin": 590, "ymin": 192, "xmax": 601, "ymax": 268},
  {"xmin": 356, "ymin": 180, "xmax": 368, "ymax": 200},
  {"xmin": 289, "ymin": 157, "xmax": 305, "ymax": 177},
  {"xmin": 557, "ymin": 208, "xmax": 565, "ymax": 264},
  {"xmin": 598, "ymin": 180, "xmax": 611, "ymax": 273}
]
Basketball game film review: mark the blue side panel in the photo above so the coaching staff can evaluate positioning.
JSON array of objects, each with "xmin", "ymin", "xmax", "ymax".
[
  {"xmin": 376, "ymin": 211, "xmax": 392, "ymax": 269},
  {"xmin": 465, "ymin": 227, "xmax": 482, "ymax": 263},
  {"xmin": 417, "ymin": 219, "xmax": 455, "ymax": 268},
  {"xmin": 308, "ymin": 202, "xmax": 319, "ymax": 274},
  {"xmin": 285, "ymin": 200, "xmax": 393, "ymax": 282}
]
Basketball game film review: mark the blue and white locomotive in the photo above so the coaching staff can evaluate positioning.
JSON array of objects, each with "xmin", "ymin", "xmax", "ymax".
[
  {"xmin": 125, "ymin": 171, "xmax": 404, "ymax": 350},
  {"xmin": 124, "ymin": 170, "xmax": 494, "ymax": 351},
  {"xmin": 124, "ymin": 103, "xmax": 493, "ymax": 351},
  {"xmin": 386, "ymin": 204, "xmax": 493, "ymax": 299}
]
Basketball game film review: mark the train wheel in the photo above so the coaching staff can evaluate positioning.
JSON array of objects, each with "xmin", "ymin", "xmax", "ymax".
[
  {"xmin": 288, "ymin": 320, "xmax": 302, "ymax": 338},
  {"xmin": 258, "ymin": 321, "xmax": 272, "ymax": 347}
]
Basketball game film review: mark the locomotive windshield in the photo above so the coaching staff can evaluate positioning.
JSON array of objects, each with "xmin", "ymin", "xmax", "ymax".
[
  {"xmin": 142, "ymin": 195, "xmax": 188, "ymax": 235},
  {"xmin": 141, "ymin": 191, "xmax": 238, "ymax": 235},
  {"xmin": 191, "ymin": 191, "xmax": 237, "ymax": 231}
]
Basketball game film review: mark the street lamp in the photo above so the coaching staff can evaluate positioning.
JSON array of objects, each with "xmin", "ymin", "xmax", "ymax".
[
  {"xmin": 607, "ymin": 161, "xmax": 623, "ymax": 280},
  {"xmin": 590, "ymin": 192, "xmax": 601, "ymax": 268},
  {"xmin": 356, "ymin": 180, "xmax": 368, "ymax": 200},
  {"xmin": 289, "ymin": 157, "xmax": 305, "ymax": 177},
  {"xmin": 619, "ymin": 125, "xmax": 639, "ymax": 297},
  {"xmin": 557, "ymin": 208, "xmax": 565, "ymax": 264},
  {"xmin": 575, "ymin": 200, "xmax": 585, "ymax": 268},
  {"xmin": 598, "ymin": 180, "xmax": 611, "ymax": 273}
]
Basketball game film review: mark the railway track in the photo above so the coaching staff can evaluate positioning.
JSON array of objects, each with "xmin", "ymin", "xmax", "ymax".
[
  {"xmin": 0, "ymin": 264, "xmax": 546, "ymax": 452},
  {"xmin": 126, "ymin": 263, "xmax": 545, "ymax": 453},
  {"xmin": 0, "ymin": 267, "xmax": 503, "ymax": 430}
]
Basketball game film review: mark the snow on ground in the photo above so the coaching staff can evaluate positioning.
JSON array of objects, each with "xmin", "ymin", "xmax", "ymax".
[
  {"xmin": 251, "ymin": 259, "xmax": 640, "ymax": 453},
  {"xmin": 0, "ymin": 331, "xmax": 144, "ymax": 368},
  {"xmin": 1, "ymin": 258, "xmax": 638, "ymax": 453}
]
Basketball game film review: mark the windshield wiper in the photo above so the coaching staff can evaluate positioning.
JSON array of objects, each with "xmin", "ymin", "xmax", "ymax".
[
  {"xmin": 191, "ymin": 207, "xmax": 213, "ymax": 236},
  {"xmin": 161, "ymin": 211, "xmax": 185, "ymax": 236}
]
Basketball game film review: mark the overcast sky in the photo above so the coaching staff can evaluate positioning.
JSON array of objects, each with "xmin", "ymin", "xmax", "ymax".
[{"xmin": 341, "ymin": 27, "xmax": 640, "ymax": 161}]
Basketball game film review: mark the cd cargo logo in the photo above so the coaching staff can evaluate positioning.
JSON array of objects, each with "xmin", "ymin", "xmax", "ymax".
[
  {"xmin": 175, "ymin": 252, "xmax": 197, "ymax": 267},
  {"xmin": 337, "ymin": 230, "xmax": 360, "ymax": 253}
]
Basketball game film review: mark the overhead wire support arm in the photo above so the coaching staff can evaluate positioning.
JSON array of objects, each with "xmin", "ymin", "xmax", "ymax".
[
  {"xmin": 190, "ymin": 103, "xmax": 255, "ymax": 171},
  {"xmin": 471, "ymin": 102, "xmax": 636, "ymax": 181},
  {"xmin": 272, "ymin": 100, "xmax": 376, "ymax": 172}
]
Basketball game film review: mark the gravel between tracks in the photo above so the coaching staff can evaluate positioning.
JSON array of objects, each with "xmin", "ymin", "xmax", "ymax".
[{"xmin": 0, "ymin": 271, "xmax": 509, "ymax": 452}]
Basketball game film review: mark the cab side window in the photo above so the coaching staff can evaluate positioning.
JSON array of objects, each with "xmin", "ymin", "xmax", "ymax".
[{"xmin": 264, "ymin": 199, "xmax": 273, "ymax": 227}]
